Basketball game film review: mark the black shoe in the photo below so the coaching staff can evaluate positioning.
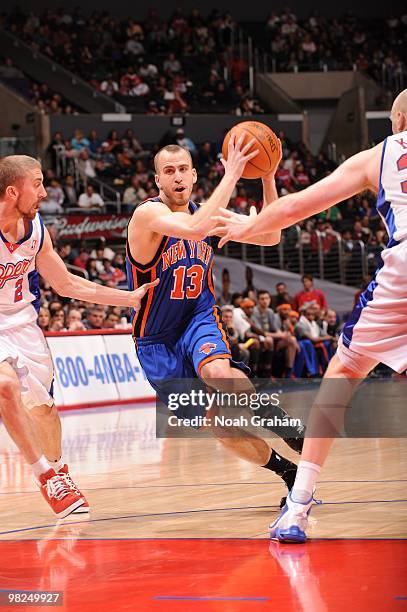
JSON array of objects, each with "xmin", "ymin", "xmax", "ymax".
[{"xmin": 283, "ymin": 436, "xmax": 304, "ymax": 454}]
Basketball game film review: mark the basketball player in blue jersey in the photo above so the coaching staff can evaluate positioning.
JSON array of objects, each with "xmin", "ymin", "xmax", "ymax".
[
  {"xmin": 0, "ymin": 155, "xmax": 157, "ymax": 518},
  {"xmin": 213, "ymin": 89, "xmax": 407, "ymax": 542},
  {"xmin": 126, "ymin": 134, "xmax": 304, "ymax": 499}
]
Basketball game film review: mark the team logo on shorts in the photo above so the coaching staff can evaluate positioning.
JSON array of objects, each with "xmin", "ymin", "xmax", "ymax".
[{"xmin": 199, "ymin": 342, "xmax": 217, "ymax": 355}]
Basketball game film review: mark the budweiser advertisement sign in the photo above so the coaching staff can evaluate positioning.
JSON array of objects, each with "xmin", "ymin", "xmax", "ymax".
[{"xmin": 45, "ymin": 215, "xmax": 130, "ymax": 239}]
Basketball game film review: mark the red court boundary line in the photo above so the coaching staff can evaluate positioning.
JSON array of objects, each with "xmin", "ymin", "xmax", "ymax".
[{"xmin": 57, "ymin": 396, "xmax": 156, "ymax": 411}]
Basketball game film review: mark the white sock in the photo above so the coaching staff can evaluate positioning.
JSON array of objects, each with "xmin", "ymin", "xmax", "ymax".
[
  {"xmin": 291, "ymin": 460, "xmax": 321, "ymax": 504},
  {"xmin": 31, "ymin": 455, "xmax": 52, "ymax": 480},
  {"xmin": 49, "ymin": 457, "xmax": 64, "ymax": 472}
]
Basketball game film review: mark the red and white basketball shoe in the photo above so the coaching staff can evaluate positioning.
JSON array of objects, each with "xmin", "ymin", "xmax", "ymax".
[
  {"xmin": 37, "ymin": 469, "xmax": 85, "ymax": 518},
  {"xmin": 58, "ymin": 464, "xmax": 90, "ymax": 513}
]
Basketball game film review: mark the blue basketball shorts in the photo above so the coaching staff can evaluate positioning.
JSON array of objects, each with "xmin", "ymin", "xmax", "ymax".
[{"xmin": 135, "ymin": 306, "xmax": 249, "ymax": 418}]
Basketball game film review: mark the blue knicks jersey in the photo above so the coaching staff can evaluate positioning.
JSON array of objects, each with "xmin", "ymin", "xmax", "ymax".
[{"xmin": 126, "ymin": 199, "xmax": 217, "ymax": 339}]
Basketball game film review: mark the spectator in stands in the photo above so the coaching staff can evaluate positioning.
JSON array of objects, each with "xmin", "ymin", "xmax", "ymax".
[
  {"xmin": 123, "ymin": 175, "xmax": 148, "ymax": 208},
  {"xmin": 221, "ymin": 305, "xmax": 249, "ymax": 364},
  {"xmin": 77, "ymin": 149, "xmax": 96, "ymax": 181},
  {"xmin": 321, "ymin": 308, "xmax": 341, "ymax": 349},
  {"xmin": 49, "ymin": 308, "xmax": 66, "ymax": 332},
  {"xmin": 103, "ymin": 310, "xmax": 120, "ymax": 329},
  {"xmin": 78, "ymin": 184, "xmax": 104, "ymax": 209},
  {"xmin": 175, "ymin": 128, "xmax": 197, "ymax": 156},
  {"xmin": 100, "ymin": 75, "xmax": 119, "ymax": 96},
  {"xmin": 253, "ymin": 291, "xmax": 299, "ymax": 377},
  {"xmin": 233, "ymin": 298, "xmax": 267, "ymax": 377},
  {"xmin": 66, "ymin": 308, "xmax": 85, "ymax": 331},
  {"xmin": 38, "ymin": 307, "xmax": 50, "ymax": 332},
  {"xmin": 83, "ymin": 307, "xmax": 105, "ymax": 330},
  {"xmin": 164, "ymin": 52, "xmax": 182, "ymax": 74},
  {"xmin": 86, "ymin": 258, "xmax": 102, "ymax": 283},
  {"xmin": 98, "ymin": 258, "xmax": 126, "ymax": 287},
  {"xmin": 294, "ymin": 274, "xmax": 328, "ymax": 312},
  {"xmin": 63, "ymin": 175, "xmax": 78, "ymax": 206},
  {"xmin": 90, "ymin": 237, "xmax": 115, "ymax": 262},
  {"xmin": 73, "ymin": 249, "xmax": 89, "ymax": 270},
  {"xmin": 71, "ymin": 130, "xmax": 90, "ymax": 151},
  {"xmin": 271, "ymin": 282, "xmax": 295, "ymax": 310},
  {"xmin": 295, "ymin": 306, "xmax": 334, "ymax": 373},
  {"xmin": 41, "ymin": 179, "xmax": 64, "ymax": 215}
]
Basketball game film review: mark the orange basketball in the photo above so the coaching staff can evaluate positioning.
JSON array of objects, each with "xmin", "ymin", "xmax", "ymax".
[{"xmin": 222, "ymin": 121, "xmax": 281, "ymax": 179}]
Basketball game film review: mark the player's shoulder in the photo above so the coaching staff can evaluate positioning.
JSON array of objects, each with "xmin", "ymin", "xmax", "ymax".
[{"xmin": 132, "ymin": 197, "xmax": 164, "ymax": 214}]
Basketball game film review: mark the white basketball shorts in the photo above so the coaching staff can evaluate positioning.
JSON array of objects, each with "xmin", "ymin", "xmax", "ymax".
[
  {"xmin": 339, "ymin": 240, "xmax": 407, "ymax": 374},
  {"xmin": 0, "ymin": 321, "xmax": 54, "ymax": 409}
]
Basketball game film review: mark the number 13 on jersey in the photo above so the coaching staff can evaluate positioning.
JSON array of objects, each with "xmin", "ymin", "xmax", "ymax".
[{"xmin": 170, "ymin": 264, "xmax": 204, "ymax": 299}]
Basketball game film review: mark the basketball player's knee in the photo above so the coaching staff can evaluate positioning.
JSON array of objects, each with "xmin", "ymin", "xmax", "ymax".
[
  {"xmin": 201, "ymin": 359, "xmax": 232, "ymax": 381},
  {"xmin": 0, "ymin": 376, "xmax": 20, "ymax": 405}
]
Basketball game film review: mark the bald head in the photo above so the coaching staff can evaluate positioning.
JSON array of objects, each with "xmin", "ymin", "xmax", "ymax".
[
  {"xmin": 0, "ymin": 155, "xmax": 41, "ymax": 197},
  {"xmin": 390, "ymin": 89, "xmax": 407, "ymax": 134}
]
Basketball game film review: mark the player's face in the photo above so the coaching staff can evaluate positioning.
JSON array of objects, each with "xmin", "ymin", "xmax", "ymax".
[
  {"xmin": 15, "ymin": 168, "xmax": 47, "ymax": 220},
  {"xmin": 155, "ymin": 151, "xmax": 197, "ymax": 207}
]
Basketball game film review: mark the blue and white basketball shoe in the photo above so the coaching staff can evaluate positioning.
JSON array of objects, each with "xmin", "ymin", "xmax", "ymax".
[{"xmin": 269, "ymin": 492, "xmax": 313, "ymax": 543}]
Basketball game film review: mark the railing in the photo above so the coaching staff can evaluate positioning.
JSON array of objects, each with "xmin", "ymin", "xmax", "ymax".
[
  {"xmin": 54, "ymin": 149, "xmax": 122, "ymax": 213},
  {"xmin": 66, "ymin": 264, "xmax": 89, "ymax": 280},
  {"xmin": 218, "ymin": 225, "xmax": 369, "ymax": 287}
]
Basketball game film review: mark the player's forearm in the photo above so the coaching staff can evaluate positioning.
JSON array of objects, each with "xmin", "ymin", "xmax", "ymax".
[
  {"xmin": 239, "ymin": 233, "xmax": 281, "ymax": 246},
  {"xmin": 56, "ymin": 273, "xmax": 132, "ymax": 307},
  {"xmin": 261, "ymin": 177, "xmax": 278, "ymax": 209},
  {"xmin": 246, "ymin": 161, "xmax": 370, "ymax": 239}
]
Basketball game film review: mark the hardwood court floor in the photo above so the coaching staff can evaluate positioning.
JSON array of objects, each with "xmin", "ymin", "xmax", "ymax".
[{"xmin": 0, "ymin": 404, "xmax": 406, "ymax": 611}]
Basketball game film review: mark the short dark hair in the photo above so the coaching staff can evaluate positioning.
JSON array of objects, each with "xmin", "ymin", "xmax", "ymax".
[
  {"xmin": 301, "ymin": 274, "xmax": 313, "ymax": 282},
  {"xmin": 257, "ymin": 290, "xmax": 270, "ymax": 298},
  {"xmin": 276, "ymin": 282, "xmax": 286, "ymax": 288}
]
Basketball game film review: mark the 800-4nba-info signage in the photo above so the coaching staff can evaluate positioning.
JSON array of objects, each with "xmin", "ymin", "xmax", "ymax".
[{"xmin": 45, "ymin": 332, "xmax": 155, "ymax": 408}]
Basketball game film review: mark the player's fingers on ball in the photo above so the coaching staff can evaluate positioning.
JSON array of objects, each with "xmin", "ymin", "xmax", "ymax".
[
  {"xmin": 245, "ymin": 148, "xmax": 259, "ymax": 160},
  {"xmin": 241, "ymin": 137, "xmax": 256, "ymax": 154},
  {"xmin": 220, "ymin": 158, "xmax": 226, "ymax": 169},
  {"xmin": 228, "ymin": 133, "xmax": 236, "ymax": 149},
  {"xmin": 235, "ymin": 133, "xmax": 245, "ymax": 149}
]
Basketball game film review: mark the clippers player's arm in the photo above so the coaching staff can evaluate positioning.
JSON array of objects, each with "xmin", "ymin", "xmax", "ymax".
[
  {"xmin": 213, "ymin": 144, "xmax": 381, "ymax": 247},
  {"xmin": 210, "ymin": 140, "xmax": 283, "ymax": 247},
  {"xmin": 131, "ymin": 135, "xmax": 259, "ymax": 241},
  {"xmin": 36, "ymin": 229, "xmax": 158, "ymax": 310}
]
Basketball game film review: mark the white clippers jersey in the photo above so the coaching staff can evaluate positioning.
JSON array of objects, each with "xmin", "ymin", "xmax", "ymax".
[
  {"xmin": 377, "ymin": 130, "xmax": 407, "ymax": 244},
  {"xmin": 0, "ymin": 214, "xmax": 44, "ymax": 331}
]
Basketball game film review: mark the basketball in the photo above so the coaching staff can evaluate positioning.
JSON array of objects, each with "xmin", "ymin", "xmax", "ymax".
[{"xmin": 222, "ymin": 121, "xmax": 281, "ymax": 179}]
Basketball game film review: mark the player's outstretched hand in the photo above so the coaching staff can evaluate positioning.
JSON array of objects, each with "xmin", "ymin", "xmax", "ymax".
[
  {"xmin": 129, "ymin": 278, "xmax": 160, "ymax": 311},
  {"xmin": 221, "ymin": 133, "xmax": 259, "ymax": 181},
  {"xmin": 210, "ymin": 206, "xmax": 258, "ymax": 247}
]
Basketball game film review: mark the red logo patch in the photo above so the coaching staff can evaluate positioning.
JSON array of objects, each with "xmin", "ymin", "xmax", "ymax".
[{"xmin": 199, "ymin": 342, "xmax": 217, "ymax": 355}]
